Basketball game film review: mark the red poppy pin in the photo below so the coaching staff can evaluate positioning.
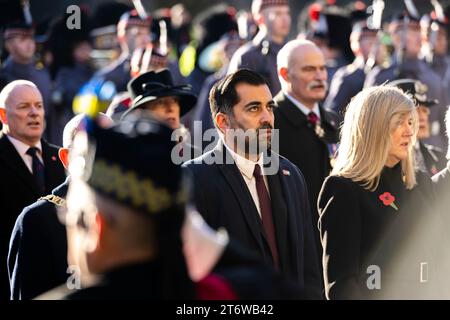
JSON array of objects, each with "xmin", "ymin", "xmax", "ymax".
[{"xmin": 379, "ymin": 192, "xmax": 398, "ymax": 211}]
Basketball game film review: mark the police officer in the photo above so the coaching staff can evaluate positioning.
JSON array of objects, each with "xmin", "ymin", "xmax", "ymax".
[
  {"xmin": 300, "ymin": 2, "xmax": 354, "ymax": 85},
  {"xmin": 227, "ymin": 0, "xmax": 291, "ymax": 95},
  {"xmin": 324, "ymin": 20, "xmax": 377, "ymax": 115},
  {"xmin": 422, "ymin": 10, "xmax": 450, "ymax": 150},
  {"xmin": 1, "ymin": 21, "xmax": 53, "ymax": 126},
  {"xmin": 364, "ymin": 11, "xmax": 442, "ymax": 98},
  {"xmin": 389, "ymin": 79, "xmax": 447, "ymax": 176}
]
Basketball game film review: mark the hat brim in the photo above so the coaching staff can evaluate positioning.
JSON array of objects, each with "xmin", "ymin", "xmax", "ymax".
[
  {"xmin": 126, "ymin": 89, "xmax": 197, "ymax": 117},
  {"xmin": 416, "ymin": 98, "xmax": 439, "ymax": 107}
]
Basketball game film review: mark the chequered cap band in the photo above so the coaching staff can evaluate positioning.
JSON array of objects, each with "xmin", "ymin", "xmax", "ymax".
[
  {"xmin": 4, "ymin": 28, "xmax": 34, "ymax": 40},
  {"xmin": 252, "ymin": 0, "xmax": 289, "ymax": 14}
]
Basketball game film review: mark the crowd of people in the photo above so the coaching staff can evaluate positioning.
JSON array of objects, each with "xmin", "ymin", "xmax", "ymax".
[{"xmin": 1, "ymin": 0, "xmax": 450, "ymax": 300}]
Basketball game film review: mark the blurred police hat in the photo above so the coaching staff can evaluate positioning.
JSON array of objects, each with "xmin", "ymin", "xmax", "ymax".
[
  {"xmin": 3, "ymin": 20, "xmax": 34, "ymax": 40},
  {"xmin": 251, "ymin": 0, "xmax": 289, "ymax": 16},
  {"xmin": 389, "ymin": 78, "xmax": 438, "ymax": 107},
  {"xmin": 90, "ymin": 2, "xmax": 132, "ymax": 50},
  {"xmin": 117, "ymin": 9, "xmax": 152, "ymax": 33}
]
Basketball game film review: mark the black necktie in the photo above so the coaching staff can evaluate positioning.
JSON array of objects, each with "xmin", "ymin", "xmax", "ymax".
[
  {"xmin": 26, "ymin": 147, "xmax": 45, "ymax": 194},
  {"xmin": 253, "ymin": 164, "xmax": 279, "ymax": 268}
]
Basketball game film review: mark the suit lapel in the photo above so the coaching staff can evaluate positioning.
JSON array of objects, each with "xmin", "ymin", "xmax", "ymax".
[
  {"xmin": 274, "ymin": 92, "xmax": 307, "ymax": 128},
  {"xmin": 213, "ymin": 142, "xmax": 266, "ymax": 254},
  {"xmin": 41, "ymin": 140, "xmax": 62, "ymax": 193},
  {"xmin": 319, "ymin": 107, "xmax": 340, "ymax": 142},
  {"xmin": 275, "ymin": 158, "xmax": 301, "ymax": 274},
  {"xmin": 0, "ymin": 134, "xmax": 40, "ymax": 195},
  {"xmin": 265, "ymin": 163, "xmax": 289, "ymax": 269}
]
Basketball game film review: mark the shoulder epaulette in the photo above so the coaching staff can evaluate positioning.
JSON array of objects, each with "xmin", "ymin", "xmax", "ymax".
[{"xmin": 39, "ymin": 195, "xmax": 66, "ymax": 206}]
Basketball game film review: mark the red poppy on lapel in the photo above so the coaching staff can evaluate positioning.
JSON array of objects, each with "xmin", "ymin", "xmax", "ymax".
[{"xmin": 379, "ymin": 192, "xmax": 398, "ymax": 211}]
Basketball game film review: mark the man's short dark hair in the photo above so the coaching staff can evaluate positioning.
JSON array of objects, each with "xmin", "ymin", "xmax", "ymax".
[{"xmin": 209, "ymin": 69, "xmax": 269, "ymax": 120}]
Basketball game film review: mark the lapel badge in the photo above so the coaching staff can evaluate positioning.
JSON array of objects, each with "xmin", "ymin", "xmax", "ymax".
[
  {"xmin": 315, "ymin": 122, "xmax": 325, "ymax": 138},
  {"xmin": 51, "ymin": 156, "xmax": 57, "ymax": 161},
  {"xmin": 282, "ymin": 169, "xmax": 291, "ymax": 176}
]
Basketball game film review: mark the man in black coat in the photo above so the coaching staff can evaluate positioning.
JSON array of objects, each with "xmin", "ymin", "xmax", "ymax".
[
  {"xmin": 274, "ymin": 39, "xmax": 340, "ymax": 265},
  {"xmin": 0, "ymin": 80, "xmax": 66, "ymax": 300},
  {"xmin": 184, "ymin": 69, "xmax": 322, "ymax": 298},
  {"xmin": 8, "ymin": 113, "xmax": 113, "ymax": 300}
]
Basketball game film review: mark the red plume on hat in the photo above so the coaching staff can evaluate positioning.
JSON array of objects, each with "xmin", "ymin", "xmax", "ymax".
[{"xmin": 309, "ymin": 3, "xmax": 323, "ymax": 22}]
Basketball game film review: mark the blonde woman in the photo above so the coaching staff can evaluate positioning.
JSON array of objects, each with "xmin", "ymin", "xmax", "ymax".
[{"xmin": 318, "ymin": 86, "xmax": 440, "ymax": 299}]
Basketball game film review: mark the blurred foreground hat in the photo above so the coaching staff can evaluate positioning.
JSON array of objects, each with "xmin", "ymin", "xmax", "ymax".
[{"xmin": 80, "ymin": 112, "xmax": 187, "ymax": 216}]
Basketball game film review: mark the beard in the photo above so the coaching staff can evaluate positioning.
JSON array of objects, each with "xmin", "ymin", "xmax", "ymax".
[{"xmin": 227, "ymin": 117, "xmax": 273, "ymax": 157}]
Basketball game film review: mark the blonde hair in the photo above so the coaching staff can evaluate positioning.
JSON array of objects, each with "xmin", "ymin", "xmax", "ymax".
[{"xmin": 332, "ymin": 85, "xmax": 418, "ymax": 190}]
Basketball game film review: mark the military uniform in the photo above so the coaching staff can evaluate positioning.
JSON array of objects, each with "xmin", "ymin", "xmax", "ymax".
[
  {"xmin": 365, "ymin": 58, "xmax": 447, "ymax": 148},
  {"xmin": 428, "ymin": 55, "xmax": 450, "ymax": 149},
  {"xmin": 51, "ymin": 64, "xmax": 94, "ymax": 146},
  {"xmin": 1, "ymin": 57, "xmax": 52, "ymax": 112},
  {"xmin": 228, "ymin": 36, "xmax": 283, "ymax": 96},
  {"xmin": 91, "ymin": 54, "xmax": 131, "ymax": 93},
  {"xmin": 324, "ymin": 56, "xmax": 366, "ymax": 115},
  {"xmin": 415, "ymin": 142, "xmax": 447, "ymax": 177},
  {"xmin": 8, "ymin": 180, "xmax": 68, "ymax": 300},
  {"xmin": 90, "ymin": 10, "xmax": 152, "ymax": 93},
  {"xmin": 364, "ymin": 57, "xmax": 442, "ymax": 97}
]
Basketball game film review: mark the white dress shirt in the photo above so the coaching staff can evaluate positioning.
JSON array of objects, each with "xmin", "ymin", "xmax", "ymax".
[
  {"xmin": 223, "ymin": 140, "xmax": 270, "ymax": 218},
  {"xmin": 284, "ymin": 92, "xmax": 321, "ymax": 120},
  {"xmin": 7, "ymin": 135, "xmax": 43, "ymax": 173}
]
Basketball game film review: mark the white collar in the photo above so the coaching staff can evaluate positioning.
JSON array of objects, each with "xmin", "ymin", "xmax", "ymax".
[
  {"xmin": 284, "ymin": 92, "xmax": 321, "ymax": 119},
  {"xmin": 221, "ymin": 137, "xmax": 265, "ymax": 179},
  {"xmin": 7, "ymin": 135, "xmax": 42, "ymax": 156}
]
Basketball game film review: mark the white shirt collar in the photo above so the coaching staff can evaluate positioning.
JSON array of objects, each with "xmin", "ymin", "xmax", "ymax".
[
  {"xmin": 284, "ymin": 92, "xmax": 321, "ymax": 119},
  {"xmin": 7, "ymin": 135, "xmax": 42, "ymax": 156},
  {"xmin": 221, "ymin": 137, "xmax": 265, "ymax": 179}
]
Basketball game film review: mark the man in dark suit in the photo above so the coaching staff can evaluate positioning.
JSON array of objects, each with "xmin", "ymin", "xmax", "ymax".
[
  {"xmin": 8, "ymin": 113, "xmax": 113, "ymax": 300},
  {"xmin": 184, "ymin": 69, "xmax": 322, "ymax": 298},
  {"xmin": 0, "ymin": 80, "xmax": 66, "ymax": 300},
  {"xmin": 274, "ymin": 39, "xmax": 340, "ymax": 265}
]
